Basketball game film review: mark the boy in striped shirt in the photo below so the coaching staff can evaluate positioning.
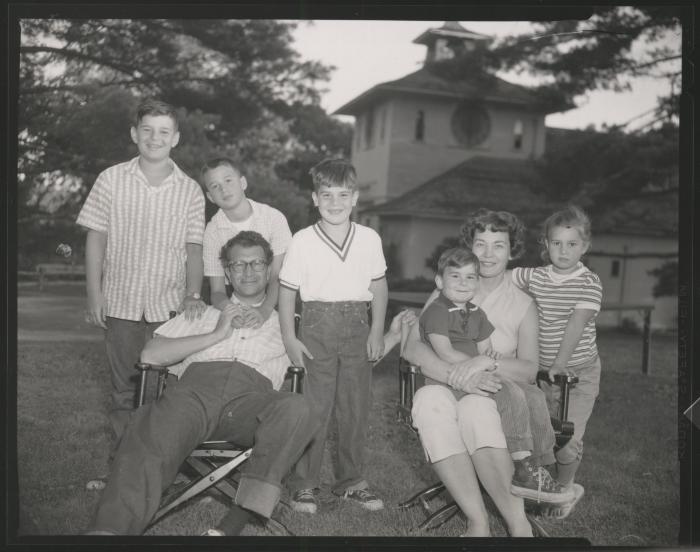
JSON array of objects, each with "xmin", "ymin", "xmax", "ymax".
[
  {"xmin": 511, "ymin": 205, "xmax": 603, "ymax": 519},
  {"xmin": 77, "ymin": 99, "xmax": 206, "ymax": 458}
]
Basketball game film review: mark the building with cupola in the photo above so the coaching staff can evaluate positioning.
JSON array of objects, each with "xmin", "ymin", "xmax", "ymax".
[{"xmin": 334, "ymin": 21, "xmax": 678, "ymax": 329}]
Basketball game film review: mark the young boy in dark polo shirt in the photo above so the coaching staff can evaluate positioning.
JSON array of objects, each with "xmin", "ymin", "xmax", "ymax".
[{"xmin": 419, "ymin": 247, "xmax": 572, "ymax": 504}]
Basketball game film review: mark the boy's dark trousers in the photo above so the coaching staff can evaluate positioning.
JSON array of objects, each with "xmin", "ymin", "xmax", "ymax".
[
  {"xmin": 491, "ymin": 378, "xmax": 557, "ymax": 466},
  {"xmin": 287, "ymin": 301, "xmax": 372, "ymax": 495},
  {"xmin": 104, "ymin": 316, "xmax": 165, "ymax": 456},
  {"xmin": 90, "ymin": 361, "xmax": 317, "ymax": 534}
]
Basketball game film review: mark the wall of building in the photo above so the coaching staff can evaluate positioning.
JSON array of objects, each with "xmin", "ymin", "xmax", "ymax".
[
  {"xmin": 378, "ymin": 215, "xmax": 463, "ymax": 280},
  {"xmin": 384, "ymin": 96, "xmax": 546, "ymax": 199},
  {"xmin": 586, "ymin": 234, "xmax": 678, "ymax": 329},
  {"xmin": 351, "ymin": 100, "xmax": 393, "ymax": 205}
]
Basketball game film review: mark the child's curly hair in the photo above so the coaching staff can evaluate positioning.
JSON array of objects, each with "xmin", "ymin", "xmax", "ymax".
[
  {"xmin": 460, "ymin": 208, "xmax": 527, "ymax": 260},
  {"xmin": 539, "ymin": 205, "xmax": 592, "ymax": 262}
]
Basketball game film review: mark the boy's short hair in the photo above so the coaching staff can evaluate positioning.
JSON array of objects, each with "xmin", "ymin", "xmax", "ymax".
[
  {"xmin": 200, "ymin": 157, "xmax": 243, "ymax": 180},
  {"xmin": 220, "ymin": 231, "xmax": 273, "ymax": 266},
  {"xmin": 135, "ymin": 99, "xmax": 179, "ymax": 130},
  {"xmin": 437, "ymin": 247, "xmax": 480, "ymax": 276},
  {"xmin": 460, "ymin": 208, "xmax": 526, "ymax": 261},
  {"xmin": 309, "ymin": 157, "xmax": 357, "ymax": 192}
]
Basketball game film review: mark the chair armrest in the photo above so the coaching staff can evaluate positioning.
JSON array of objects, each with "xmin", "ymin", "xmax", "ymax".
[
  {"xmin": 135, "ymin": 362, "xmax": 171, "ymax": 406},
  {"xmin": 286, "ymin": 365, "xmax": 305, "ymax": 394}
]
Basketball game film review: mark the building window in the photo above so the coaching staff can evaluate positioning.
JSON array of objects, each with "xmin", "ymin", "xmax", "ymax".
[
  {"xmin": 513, "ymin": 119, "xmax": 523, "ymax": 150},
  {"xmin": 611, "ymin": 259, "xmax": 620, "ymax": 277},
  {"xmin": 379, "ymin": 108, "xmax": 386, "ymax": 143},
  {"xmin": 364, "ymin": 107, "xmax": 375, "ymax": 149},
  {"xmin": 415, "ymin": 110, "xmax": 425, "ymax": 141},
  {"xmin": 355, "ymin": 117, "xmax": 362, "ymax": 150}
]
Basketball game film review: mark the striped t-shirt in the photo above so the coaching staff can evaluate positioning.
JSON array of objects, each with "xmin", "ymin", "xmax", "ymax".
[
  {"xmin": 511, "ymin": 263, "xmax": 603, "ymax": 368},
  {"xmin": 77, "ymin": 157, "xmax": 205, "ymax": 322}
]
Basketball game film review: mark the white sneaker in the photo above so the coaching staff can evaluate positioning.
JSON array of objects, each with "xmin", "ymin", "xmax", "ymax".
[{"xmin": 201, "ymin": 528, "xmax": 225, "ymax": 536}]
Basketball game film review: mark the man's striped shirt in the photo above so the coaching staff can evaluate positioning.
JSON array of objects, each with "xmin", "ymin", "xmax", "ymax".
[
  {"xmin": 76, "ymin": 157, "xmax": 205, "ymax": 322},
  {"xmin": 154, "ymin": 300, "xmax": 290, "ymax": 389},
  {"xmin": 511, "ymin": 263, "xmax": 603, "ymax": 368}
]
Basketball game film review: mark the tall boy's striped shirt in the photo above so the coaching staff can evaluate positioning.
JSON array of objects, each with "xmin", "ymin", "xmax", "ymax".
[
  {"xmin": 511, "ymin": 263, "xmax": 603, "ymax": 368},
  {"xmin": 76, "ymin": 157, "xmax": 205, "ymax": 322}
]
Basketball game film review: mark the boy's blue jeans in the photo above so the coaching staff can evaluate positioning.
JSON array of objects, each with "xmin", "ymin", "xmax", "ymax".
[
  {"xmin": 287, "ymin": 301, "xmax": 372, "ymax": 495},
  {"xmin": 492, "ymin": 378, "xmax": 557, "ymax": 466}
]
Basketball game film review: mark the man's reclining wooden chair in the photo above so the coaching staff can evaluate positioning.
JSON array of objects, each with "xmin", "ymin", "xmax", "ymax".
[
  {"xmin": 133, "ymin": 313, "xmax": 305, "ymax": 535},
  {"xmin": 396, "ymin": 355, "xmax": 578, "ymax": 536}
]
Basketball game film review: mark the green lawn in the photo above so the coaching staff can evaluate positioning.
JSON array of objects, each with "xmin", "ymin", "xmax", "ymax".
[{"xmin": 16, "ymin": 292, "xmax": 679, "ymax": 544}]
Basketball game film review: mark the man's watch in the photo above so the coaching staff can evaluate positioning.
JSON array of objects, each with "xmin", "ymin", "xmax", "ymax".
[{"xmin": 187, "ymin": 292, "xmax": 201, "ymax": 300}]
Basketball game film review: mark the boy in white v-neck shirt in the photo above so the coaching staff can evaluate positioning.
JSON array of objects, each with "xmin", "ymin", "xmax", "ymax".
[{"xmin": 279, "ymin": 158, "xmax": 388, "ymax": 514}]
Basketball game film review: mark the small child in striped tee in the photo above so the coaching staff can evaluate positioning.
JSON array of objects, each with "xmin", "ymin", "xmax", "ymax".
[{"xmin": 511, "ymin": 205, "xmax": 603, "ymax": 519}]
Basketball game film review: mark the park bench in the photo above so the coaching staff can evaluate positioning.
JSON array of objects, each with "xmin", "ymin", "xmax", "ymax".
[{"xmin": 36, "ymin": 263, "xmax": 85, "ymax": 291}]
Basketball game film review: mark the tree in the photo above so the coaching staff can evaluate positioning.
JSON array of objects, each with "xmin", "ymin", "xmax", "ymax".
[{"xmin": 18, "ymin": 19, "xmax": 350, "ymax": 262}]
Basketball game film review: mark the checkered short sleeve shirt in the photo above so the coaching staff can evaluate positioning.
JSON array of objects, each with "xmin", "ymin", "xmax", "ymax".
[
  {"xmin": 76, "ymin": 157, "xmax": 205, "ymax": 322},
  {"xmin": 154, "ymin": 303, "xmax": 290, "ymax": 389}
]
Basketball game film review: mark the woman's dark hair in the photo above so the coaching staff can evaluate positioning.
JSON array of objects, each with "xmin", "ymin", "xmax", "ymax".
[{"xmin": 460, "ymin": 208, "xmax": 527, "ymax": 260}]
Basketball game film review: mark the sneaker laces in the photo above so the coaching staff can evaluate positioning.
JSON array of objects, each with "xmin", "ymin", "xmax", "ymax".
[
  {"xmin": 295, "ymin": 489, "xmax": 315, "ymax": 501},
  {"xmin": 534, "ymin": 466, "xmax": 560, "ymax": 501}
]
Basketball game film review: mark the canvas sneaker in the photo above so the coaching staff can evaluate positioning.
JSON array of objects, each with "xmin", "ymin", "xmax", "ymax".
[
  {"xmin": 290, "ymin": 488, "xmax": 318, "ymax": 514},
  {"xmin": 511, "ymin": 457, "xmax": 575, "ymax": 504},
  {"xmin": 342, "ymin": 488, "xmax": 384, "ymax": 511}
]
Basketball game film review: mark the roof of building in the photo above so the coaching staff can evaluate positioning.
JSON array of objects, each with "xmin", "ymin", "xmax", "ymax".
[
  {"xmin": 334, "ymin": 66, "xmax": 567, "ymax": 116},
  {"xmin": 412, "ymin": 21, "xmax": 491, "ymax": 45},
  {"xmin": 360, "ymin": 155, "xmax": 559, "ymax": 227}
]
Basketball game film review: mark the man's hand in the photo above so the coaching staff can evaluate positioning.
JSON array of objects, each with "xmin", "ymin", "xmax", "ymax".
[
  {"xmin": 446, "ymin": 355, "xmax": 500, "ymax": 395},
  {"xmin": 367, "ymin": 328, "xmax": 385, "ymax": 362},
  {"xmin": 484, "ymin": 346, "xmax": 502, "ymax": 361},
  {"xmin": 284, "ymin": 337, "xmax": 313, "ymax": 368},
  {"xmin": 213, "ymin": 304, "xmax": 238, "ymax": 340},
  {"xmin": 85, "ymin": 291, "xmax": 107, "ymax": 329},
  {"xmin": 228, "ymin": 304, "xmax": 263, "ymax": 329},
  {"xmin": 548, "ymin": 362, "xmax": 573, "ymax": 382},
  {"xmin": 180, "ymin": 296, "xmax": 207, "ymax": 321}
]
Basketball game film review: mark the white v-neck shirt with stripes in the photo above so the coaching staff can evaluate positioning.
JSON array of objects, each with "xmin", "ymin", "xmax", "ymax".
[
  {"xmin": 511, "ymin": 263, "xmax": 603, "ymax": 368},
  {"xmin": 76, "ymin": 157, "xmax": 205, "ymax": 322},
  {"xmin": 279, "ymin": 222, "xmax": 386, "ymax": 302}
]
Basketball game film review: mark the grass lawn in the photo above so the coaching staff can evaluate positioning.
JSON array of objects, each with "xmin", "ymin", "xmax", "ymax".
[{"xmin": 16, "ymin": 291, "xmax": 679, "ymax": 544}]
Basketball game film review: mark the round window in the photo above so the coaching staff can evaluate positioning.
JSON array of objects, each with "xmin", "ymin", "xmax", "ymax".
[{"xmin": 451, "ymin": 101, "xmax": 491, "ymax": 147}]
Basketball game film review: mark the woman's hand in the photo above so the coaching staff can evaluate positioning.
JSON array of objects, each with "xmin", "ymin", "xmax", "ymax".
[{"xmin": 447, "ymin": 355, "xmax": 501, "ymax": 396}]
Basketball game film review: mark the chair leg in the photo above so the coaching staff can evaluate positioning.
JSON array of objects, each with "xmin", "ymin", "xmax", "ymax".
[
  {"xmin": 398, "ymin": 481, "xmax": 447, "ymax": 510},
  {"xmin": 417, "ymin": 501, "xmax": 461, "ymax": 531},
  {"xmin": 152, "ymin": 449, "xmax": 252, "ymax": 523}
]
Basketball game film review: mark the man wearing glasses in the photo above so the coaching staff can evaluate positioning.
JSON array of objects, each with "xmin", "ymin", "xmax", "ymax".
[{"xmin": 87, "ymin": 231, "xmax": 318, "ymax": 536}]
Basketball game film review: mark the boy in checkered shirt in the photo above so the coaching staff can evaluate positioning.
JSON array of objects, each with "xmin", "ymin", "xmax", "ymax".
[{"xmin": 77, "ymin": 99, "xmax": 206, "ymax": 455}]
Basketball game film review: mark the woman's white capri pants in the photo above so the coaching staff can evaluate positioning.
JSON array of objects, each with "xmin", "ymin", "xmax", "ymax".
[{"xmin": 411, "ymin": 384, "xmax": 507, "ymax": 463}]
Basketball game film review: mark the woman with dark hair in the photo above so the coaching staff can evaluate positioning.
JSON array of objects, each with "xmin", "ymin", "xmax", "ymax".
[{"xmin": 404, "ymin": 208, "xmax": 540, "ymax": 537}]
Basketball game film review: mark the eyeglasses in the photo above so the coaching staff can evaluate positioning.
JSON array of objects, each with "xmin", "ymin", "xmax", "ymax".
[{"xmin": 225, "ymin": 259, "xmax": 268, "ymax": 274}]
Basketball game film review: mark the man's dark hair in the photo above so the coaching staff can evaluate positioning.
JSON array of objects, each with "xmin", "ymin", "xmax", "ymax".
[{"xmin": 220, "ymin": 231, "xmax": 273, "ymax": 266}]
